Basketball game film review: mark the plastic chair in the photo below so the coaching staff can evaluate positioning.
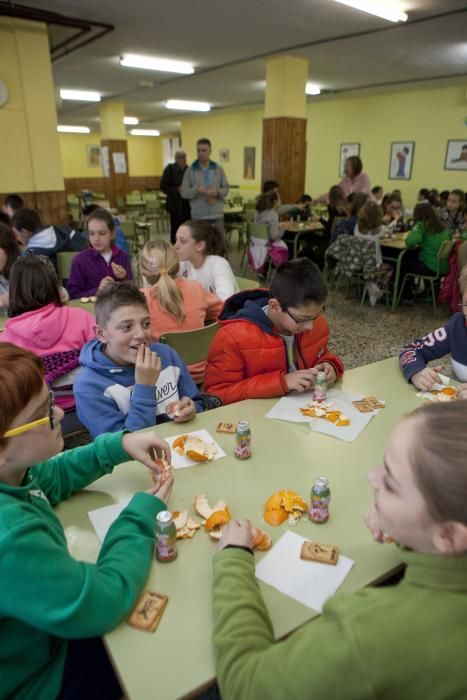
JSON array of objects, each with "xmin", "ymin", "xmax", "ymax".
[
  {"xmin": 56, "ymin": 251, "xmax": 79, "ymax": 285},
  {"xmin": 119, "ymin": 220, "xmax": 138, "ymax": 256},
  {"xmin": 396, "ymin": 239, "xmax": 454, "ymax": 313},
  {"xmin": 159, "ymin": 322, "xmax": 220, "ymax": 365},
  {"xmin": 235, "ymin": 276, "xmax": 260, "ymax": 291}
]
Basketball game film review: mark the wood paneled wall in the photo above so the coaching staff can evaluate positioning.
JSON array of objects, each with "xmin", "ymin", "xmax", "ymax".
[
  {"xmin": 64, "ymin": 176, "xmax": 161, "ymax": 196},
  {"xmin": 262, "ymin": 117, "xmax": 307, "ymax": 204},
  {"xmin": 0, "ymin": 190, "xmax": 68, "ymax": 225}
]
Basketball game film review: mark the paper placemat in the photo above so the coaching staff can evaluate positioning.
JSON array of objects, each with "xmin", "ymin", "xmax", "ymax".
[
  {"xmin": 165, "ymin": 429, "xmax": 227, "ymax": 469},
  {"xmin": 265, "ymin": 388, "xmax": 383, "ymax": 443},
  {"xmin": 88, "ymin": 498, "xmax": 131, "ymax": 543},
  {"xmin": 255, "ymin": 530, "xmax": 354, "ymax": 613}
]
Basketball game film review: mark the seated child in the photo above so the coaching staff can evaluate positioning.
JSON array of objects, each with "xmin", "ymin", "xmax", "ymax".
[
  {"xmin": 331, "ymin": 192, "xmax": 369, "ymax": 242},
  {"xmin": 399, "ymin": 264, "xmax": 467, "ymax": 397},
  {"xmin": 11, "ymin": 208, "xmax": 86, "ymax": 261},
  {"xmin": 1, "ymin": 255, "xmax": 95, "ymax": 410},
  {"xmin": 204, "ymin": 258, "xmax": 344, "ymax": 405},
  {"xmin": 251, "ymin": 191, "xmax": 289, "ymax": 271},
  {"xmin": 381, "ymin": 192, "xmax": 405, "ymax": 230},
  {"xmin": 0, "ymin": 221, "xmax": 21, "ymax": 306},
  {"xmin": 139, "ymin": 240, "xmax": 222, "ymax": 384},
  {"xmin": 0, "ymin": 342, "xmax": 173, "ymax": 700},
  {"xmin": 74, "ymin": 281, "xmax": 204, "ymax": 438},
  {"xmin": 211, "ymin": 400, "xmax": 467, "ymax": 699},
  {"xmin": 440, "ymin": 189, "xmax": 464, "ymax": 234},
  {"xmin": 81, "ymin": 203, "xmax": 130, "ymax": 256},
  {"xmin": 67, "ymin": 208, "xmax": 132, "ymax": 299},
  {"xmin": 397, "ymin": 202, "xmax": 451, "ymax": 302}
]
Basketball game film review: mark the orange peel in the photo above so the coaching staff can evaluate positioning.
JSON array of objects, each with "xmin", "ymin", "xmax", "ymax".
[
  {"xmin": 173, "ymin": 434, "xmax": 217, "ymax": 462},
  {"xmin": 264, "ymin": 489, "xmax": 307, "ymax": 526},
  {"xmin": 204, "ymin": 508, "xmax": 231, "ymax": 531}
]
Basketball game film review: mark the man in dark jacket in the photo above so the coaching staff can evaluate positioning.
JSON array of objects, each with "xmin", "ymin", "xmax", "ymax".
[{"xmin": 160, "ymin": 150, "xmax": 191, "ymax": 243}]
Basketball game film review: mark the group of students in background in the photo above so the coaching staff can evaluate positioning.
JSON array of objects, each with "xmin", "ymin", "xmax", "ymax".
[{"xmin": 1, "ymin": 177, "xmax": 467, "ymax": 697}]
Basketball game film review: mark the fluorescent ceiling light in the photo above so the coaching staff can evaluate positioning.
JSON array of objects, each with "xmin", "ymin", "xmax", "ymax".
[
  {"xmin": 331, "ymin": 0, "xmax": 408, "ymax": 22},
  {"xmin": 60, "ymin": 89, "xmax": 101, "ymax": 102},
  {"xmin": 123, "ymin": 116, "xmax": 139, "ymax": 125},
  {"xmin": 120, "ymin": 54, "xmax": 194, "ymax": 74},
  {"xmin": 130, "ymin": 129, "xmax": 160, "ymax": 136},
  {"xmin": 306, "ymin": 83, "xmax": 321, "ymax": 96},
  {"xmin": 57, "ymin": 125, "xmax": 90, "ymax": 133},
  {"xmin": 165, "ymin": 99, "xmax": 211, "ymax": 112}
]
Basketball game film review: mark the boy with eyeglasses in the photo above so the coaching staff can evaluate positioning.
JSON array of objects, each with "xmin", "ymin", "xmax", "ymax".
[
  {"xmin": 399, "ymin": 264, "xmax": 467, "ymax": 399},
  {"xmin": 204, "ymin": 258, "xmax": 344, "ymax": 405},
  {"xmin": 0, "ymin": 342, "xmax": 173, "ymax": 699}
]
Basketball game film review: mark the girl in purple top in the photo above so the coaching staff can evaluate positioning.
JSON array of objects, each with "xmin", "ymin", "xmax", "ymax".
[{"xmin": 67, "ymin": 208, "xmax": 132, "ymax": 299}]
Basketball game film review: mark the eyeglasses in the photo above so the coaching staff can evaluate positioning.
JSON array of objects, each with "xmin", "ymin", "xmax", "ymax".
[
  {"xmin": 3, "ymin": 390, "xmax": 56, "ymax": 438},
  {"xmin": 459, "ymin": 303, "xmax": 467, "ymax": 308},
  {"xmin": 284, "ymin": 306, "xmax": 326, "ymax": 324}
]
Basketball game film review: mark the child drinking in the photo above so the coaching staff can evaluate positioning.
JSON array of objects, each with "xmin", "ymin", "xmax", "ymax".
[{"xmin": 67, "ymin": 208, "xmax": 132, "ymax": 299}]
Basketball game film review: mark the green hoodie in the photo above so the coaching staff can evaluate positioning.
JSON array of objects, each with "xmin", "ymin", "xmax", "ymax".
[
  {"xmin": 213, "ymin": 547, "xmax": 467, "ymax": 699},
  {"xmin": 406, "ymin": 221, "xmax": 451, "ymax": 274},
  {"xmin": 0, "ymin": 432, "xmax": 165, "ymax": 700}
]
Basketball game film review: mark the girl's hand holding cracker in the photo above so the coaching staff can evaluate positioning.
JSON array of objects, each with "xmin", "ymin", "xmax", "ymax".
[
  {"xmin": 411, "ymin": 365, "xmax": 443, "ymax": 392},
  {"xmin": 218, "ymin": 519, "xmax": 252, "ymax": 551},
  {"xmin": 135, "ymin": 345, "xmax": 161, "ymax": 386},
  {"xmin": 165, "ymin": 397, "xmax": 196, "ymax": 423},
  {"xmin": 111, "ymin": 262, "xmax": 128, "ymax": 280}
]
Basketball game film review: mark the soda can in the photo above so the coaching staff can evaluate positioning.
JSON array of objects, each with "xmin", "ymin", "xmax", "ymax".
[
  {"xmin": 155, "ymin": 510, "xmax": 178, "ymax": 562},
  {"xmin": 309, "ymin": 477, "xmax": 331, "ymax": 523},
  {"xmin": 234, "ymin": 419, "xmax": 252, "ymax": 460},
  {"xmin": 312, "ymin": 370, "xmax": 327, "ymax": 402}
]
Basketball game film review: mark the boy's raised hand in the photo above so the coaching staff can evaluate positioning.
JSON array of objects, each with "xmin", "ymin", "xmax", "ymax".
[
  {"xmin": 165, "ymin": 397, "xmax": 196, "ymax": 423},
  {"xmin": 122, "ymin": 431, "xmax": 171, "ymax": 474},
  {"xmin": 314, "ymin": 362, "xmax": 337, "ymax": 386},
  {"xmin": 218, "ymin": 519, "xmax": 253, "ymax": 551},
  {"xmin": 135, "ymin": 344, "xmax": 161, "ymax": 386},
  {"xmin": 284, "ymin": 369, "xmax": 316, "ymax": 393},
  {"xmin": 146, "ymin": 475, "xmax": 174, "ymax": 505},
  {"xmin": 410, "ymin": 365, "xmax": 443, "ymax": 392}
]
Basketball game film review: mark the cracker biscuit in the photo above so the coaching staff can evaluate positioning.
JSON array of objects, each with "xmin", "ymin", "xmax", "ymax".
[
  {"xmin": 216, "ymin": 422, "xmax": 237, "ymax": 434},
  {"xmin": 300, "ymin": 541, "xmax": 339, "ymax": 565},
  {"xmin": 128, "ymin": 591, "xmax": 168, "ymax": 632},
  {"xmin": 362, "ymin": 396, "xmax": 386, "ymax": 409},
  {"xmin": 352, "ymin": 400, "xmax": 374, "ymax": 413}
]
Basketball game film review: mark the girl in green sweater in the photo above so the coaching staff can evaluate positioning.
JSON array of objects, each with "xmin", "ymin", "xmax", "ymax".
[
  {"xmin": 398, "ymin": 202, "xmax": 451, "ymax": 302},
  {"xmin": 0, "ymin": 342, "xmax": 173, "ymax": 700},
  {"xmin": 212, "ymin": 400, "xmax": 467, "ymax": 700}
]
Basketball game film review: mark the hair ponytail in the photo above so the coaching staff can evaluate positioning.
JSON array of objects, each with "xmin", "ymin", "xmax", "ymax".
[
  {"xmin": 184, "ymin": 219, "xmax": 227, "ymax": 258},
  {"xmin": 139, "ymin": 240, "xmax": 185, "ymax": 322}
]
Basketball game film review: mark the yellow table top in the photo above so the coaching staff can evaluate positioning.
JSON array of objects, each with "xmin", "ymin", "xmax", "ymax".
[
  {"xmin": 224, "ymin": 206, "xmax": 244, "ymax": 216},
  {"xmin": 286, "ymin": 221, "xmax": 324, "ymax": 233},
  {"xmin": 55, "ymin": 357, "xmax": 420, "ymax": 700},
  {"xmin": 68, "ymin": 299, "xmax": 96, "ymax": 314},
  {"xmin": 380, "ymin": 232, "xmax": 410, "ymax": 250}
]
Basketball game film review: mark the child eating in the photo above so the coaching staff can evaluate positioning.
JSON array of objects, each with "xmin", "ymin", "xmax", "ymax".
[{"xmin": 0, "ymin": 342, "xmax": 173, "ymax": 699}]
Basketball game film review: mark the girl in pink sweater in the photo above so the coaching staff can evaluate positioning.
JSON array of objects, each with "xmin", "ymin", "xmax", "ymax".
[
  {"xmin": 1, "ymin": 255, "xmax": 95, "ymax": 408},
  {"xmin": 140, "ymin": 240, "xmax": 222, "ymax": 384}
]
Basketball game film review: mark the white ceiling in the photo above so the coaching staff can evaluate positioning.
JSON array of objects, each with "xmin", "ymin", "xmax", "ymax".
[{"xmin": 23, "ymin": 0, "xmax": 467, "ymax": 133}]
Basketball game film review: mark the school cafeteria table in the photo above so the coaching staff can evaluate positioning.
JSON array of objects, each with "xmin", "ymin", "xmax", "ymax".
[
  {"xmin": 380, "ymin": 232, "xmax": 411, "ymax": 312},
  {"xmin": 285, "ymin": 220, "xmax": 325, "ymax": 258},
  {"xmin": 55, "ymin": 357, "xmax": 417, "ymax": 700},
  {"xmin": 0, "ymin": 308, "xmax": 7, "ymax": 331},
  {"xmin": 68, "ymin": 299, "xmax": 96, "ymax": 314}
]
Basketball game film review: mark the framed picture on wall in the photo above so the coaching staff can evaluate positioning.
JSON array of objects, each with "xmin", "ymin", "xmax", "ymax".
[
  {"xmin": 444, "ymin": 140, "xmax": 467, "ymax": 170},
  {"xmin": 87, "ymin": 145, "xmax": 101, "ymax": 168},
  {"xmin": 339, "ymin": 143, "xmax": 360, "ymax": 177},
  {"xmin": 218, "ymin": 148, "xmax": 230, "ymax": 163},
  {"xmin": 244, "ymin": 146, "xmax": 255, "ymax": 179},
  {"xmin": 388, "ymin": 141, "xmax": 414, "ymax": 180}
]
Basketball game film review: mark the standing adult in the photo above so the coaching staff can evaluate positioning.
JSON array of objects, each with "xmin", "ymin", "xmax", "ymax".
[
  {"xmin": 339, "ymin": 156, "xmax": 372, "ymax": 198},
  {"xmin": 160, "ymin": 150, "xmax": 191, "ymax": 244},
  {"xmin": 181, "ymin": 138, "xmax": 229, "ymax": 236}
]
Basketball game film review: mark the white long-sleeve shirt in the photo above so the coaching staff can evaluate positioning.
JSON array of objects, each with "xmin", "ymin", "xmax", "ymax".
[{"xmin": 179, "ymin": 256, "xmax": 239, "ymax": 301}]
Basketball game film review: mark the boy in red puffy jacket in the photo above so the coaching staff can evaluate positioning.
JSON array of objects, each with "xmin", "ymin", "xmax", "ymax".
[{"xmin": 204, "ymin": 258, "xmax": 344, "ymax": 405}]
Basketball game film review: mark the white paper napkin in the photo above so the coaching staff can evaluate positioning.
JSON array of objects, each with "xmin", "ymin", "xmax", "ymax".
[
  {"xmin": 416, "ymin": 374, "xmax": 454, "ymax": 402},
  {"xmin": 88, "ymin": 498, "xmax": 131, "ymax": 543},
  {"xmin": 165, "ymin": 429, "xmax": 227, "ymax": 469},
  {"xmin": 255, "ymin": 530, "xmax": 354, "ymax": 613},
  {"xmin": 265, "ymin": 388, "xmax": 382, "ymax": 443}
]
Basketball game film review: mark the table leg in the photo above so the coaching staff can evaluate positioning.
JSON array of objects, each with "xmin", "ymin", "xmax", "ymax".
[{"xmin": 389, "ymin": 249, "xmax": 408, "ymax": 313}]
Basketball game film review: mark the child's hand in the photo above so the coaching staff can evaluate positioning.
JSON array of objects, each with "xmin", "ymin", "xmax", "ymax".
[
  {"xmin": 284, "ymin": 369, "xmax": 316, "ymax": 393},
  {"xmin": 314, "ymin": 362, "xmax": 337, "ymax": 386},
  {"xmin": 410, "ymin": 366, "xmax": 443, "ymax": 392},
  {"xmin": 364, "ymin": 506, "xmax": 394, "ymax": 544},
  {"xmin": 98, "ymin": 276, "xmax": 114, "ymax": 292},
  {"xmin": 165, "ymin": 397, "xmax": 196, "ymax": 423},
  {"xmin": 135, "ymin": 345, "xmax": 161, "ymax": 386},
  {"xmin": 198, "ymin": 186, "xmax": 207, "ymax": 195},
  {"xmin": 218, "ymin": 519, "xmax": 252, "ymax": 551},
  {"xmin": 146, "ymin": 475, "xmax": 174, "ymax": 505},
  {"xmin": 457, "ymin": 384, "xmax": 467, "ymax": 400},
  {"xmin": 111, "ymin": 262, "xmax": 128, "ymax": 280},
  {"xmin": 122, "ymin": 432, "xmax": 171, "ymax": 474}
]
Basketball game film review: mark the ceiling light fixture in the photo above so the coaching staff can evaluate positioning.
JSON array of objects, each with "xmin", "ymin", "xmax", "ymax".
[
  {"xmin": 59, "ymin": 89, "xmax": 101, "ymax": 102},
  {"xmin": 123, "ymin": 116, "xmax": 139, "ymax": 125},
  {"xmin": 130, "ymin": 128, "xmax": 160, "ymax": 136},
  {"xmin": 305, "ymin": 83, "xmax": 321, "ymax": 96},
  {"xmin": 120, "ymin": 54, "xmax": 194, "ymax": 74},
  {"xmin": 57, "ymin": 125, "xmax": 91, "ymax": 133},
  {"xmin": 165, "ymin": 99, "xmax": 211, "ymax": 112},
  {"xmin": 331, "ymin": 0, "xmax": 407, "ymax": 22}
]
